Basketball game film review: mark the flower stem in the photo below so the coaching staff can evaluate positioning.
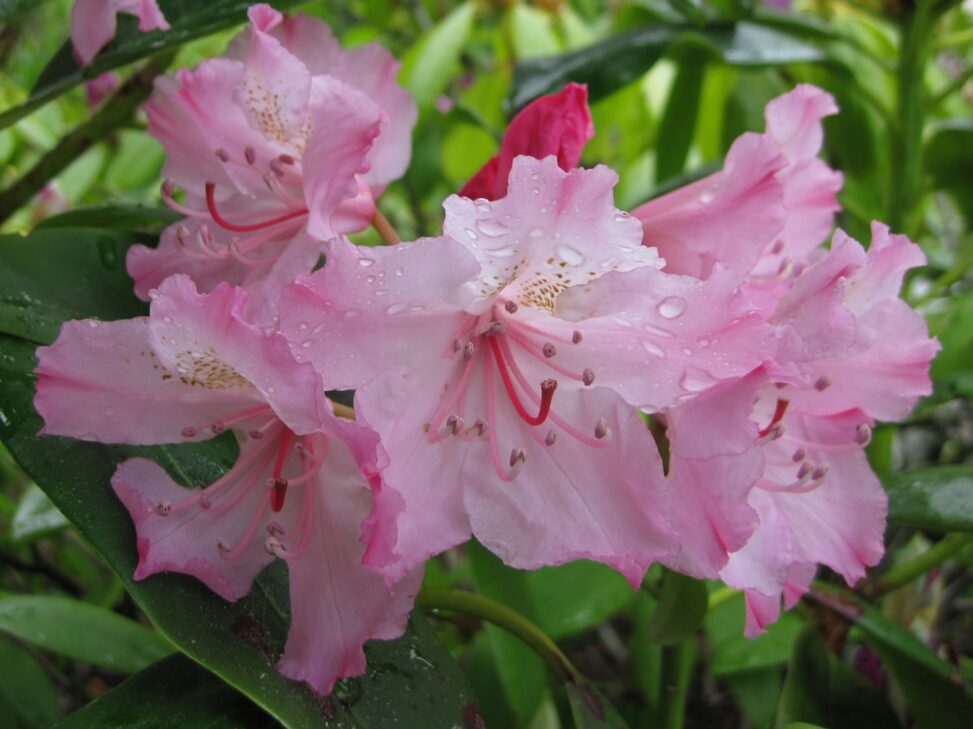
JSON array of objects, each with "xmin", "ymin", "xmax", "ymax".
[
  {"xmin": 371, "ymin": 209, "xmax": 400, "ymax": 245},
  {"xmin": 0, "ymin": 53, "xmax": 174, "ymax": 224},
  {"xmin": 871, "ymin": 533, "xmax": 973, "ymax": 596},
  {"xmin": 887, "ymin": 0, "xmax": 936, "ymax": 234},
  {"xmin": 657, "ymin": 638, "xmax": 696, "ymax": 729},
  {"xmin": 417, "ymin": 587, "xmax": 579, "ymax": 682}
]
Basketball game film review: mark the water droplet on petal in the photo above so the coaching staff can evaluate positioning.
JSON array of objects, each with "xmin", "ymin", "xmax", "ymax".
[
  {"xmin": 556, "ymin": 245, "xmax": 584, "ymax": 265},
  {"xmin": 385, "ymin": 303, "xmax": 407, "ymax": 315},
  {"xmin": 528, "ymin": 228, "xmax": 544, "ymax": 238},
  {"xmin": 477, "ymin": 219, "xmax": 510, "ymax": 237},
  {"xmin": 465, "ymin": 228, "xmax": 479, "ymax": 240},
  {"xmin": 679, "ymin": 370, "xmax": 716, "ymax": 392},
  {"xmin": 657, "ymin": 296, "xmax": 687, "ymax": 319},
  {"xmin": 642, "ymin": 340, "xmax": 666, "ymax": 358},
  {"xmin": 358, "ymin": 257, "xmax": 375, "ymax": 267}
]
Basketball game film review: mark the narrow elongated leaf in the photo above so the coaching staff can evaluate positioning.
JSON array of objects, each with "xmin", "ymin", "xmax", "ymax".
[
  {"xmin": 774, "ymin": 626, "xmax": 831, "ymax": 728},
  {"xmin": 655, "ymin": 43, "xmax": 709, "ymax": 183},
  {"xmin": 645, "ymin": 570, "xmax": 708, "ymax": 645},
  {"xmin": 884, "ymin": 466, "xmax": 973, "ymax": 532},
  {"xmin": 0, "ymin": 633, "xmax": 61, "ymax": 729},
  {"xmin": 35, "ymin": 205, "xmax": 181, "ymax": 233},
  {"xmin": 0, "ymin": 591, "xmax": 174, "ymax": 672},
  {"xmin": 56, "ymin": 653, "xmax": 276, "ymax": 728},
  {"xmin": 399, "ymin": 2, "xmax": 476, "ymax": 110},
  {"xmin": 0, "ymin": 0, "xmax": 42, "ymax": 23},
  {"xmin": 509, "ymin": 21, "xmax": 824, "ymax": 109},
  {"xmin": 0, "ymin": 0, "xmax": 311, "ymax": 130},
  {"xmin": 565, "ymin": 681, "xmax": 631, "ymax": 729}
]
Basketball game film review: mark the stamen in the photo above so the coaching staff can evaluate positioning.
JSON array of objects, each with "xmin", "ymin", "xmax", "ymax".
[
  {"xmin": 244, "ymin": 146, "xmax": 256, "ymax": 165},
  {"xmin": 770, "ymin": 239, "xmax": 784, "ymax": 255},
  {"xmin": 446, "ymin": 414, "xmax": 463, "ymax": 436},
  {"xmin": 215, "ymin": 148, "xmax": 230, "ymax": 162},
  {"xmin": 509, "ymin": 448, "xmax": 527, "ymax": 467},
  {"xmin": 483, "ymin": 351, "xmax": 521, "ymax": 482},
  {"xmin": 814, "ymin": 376, "xmax": 832, "ymax": 391},
  {"xmin": 267, "ymin": 521, "xmax": 286, "ymax": 537},
  {"xmin": 594, "ymin": 418, "xmax": 610, "ymax": 440},
  {"xmin": 583, "ymin": 368, "xmax": 595, "ymax": 386},
  {"xmin": 463, "ymin": 341, "xmax": 476, "ymax": 361},
  {"xmin": 218, "ymin": 495, "xmax": 270, "ymax": 560},
  {"xmin": 854, "ymin": 424, "xmax": 872, "ymax": 445},
  {"xmin": 464, "ymin": 419, "xmax": 487, "ymax": 439},
  {"xmin": 572, "ymin": 330, "xmax": 583, "ymax": 344},
  {"xmin": 758, "ymin": 399, "xmax": 789, "ymax": 438},
  {"xmin": 810, "ymin": 464, "xmax": 829, "ymax": 481},
  {"xmin": 182, "ymin": 404, "xmax": 272, "ymax": 440},
  {"xmin": 205, "ymin": 182, "xmax": 308, "ymax": 233},
  {"xmin": 792, "ymin": 447, "xmax": 806, "ymax": 462},
  {"xmin": 488, "ymin": 336, "xmax": 557, "ymax": 427},
  {"xmin": 542, "ymin": 343, "xmax": 556, "ymax": 358},
  {"xmin": 485, "ymin": 321, "xmax": 507, "ymax": 337},
  {"xmin": 796, "ymin": 462, "xmax": 813, "ymax": 480},
  {"xmin": 545, "ymin": 430, "xmax": 557, "ymax": 446},
  {"xmin": 278, "ymin": 154, "xmax": 296, "ymax": 165},
  {"xmin": 269, "ymin": 429, "xmax": 295, "ymax": 512},
  {"xmin": 505, "ymin": 300, "xmax": 519, "ymax": 313},
  {"xmin": 160, "ymin": 180, "xmax": 209, "ymax": 218},
  {"xmin": 156, "ymin": 501, "xmax": 171, "ymax": 516}
]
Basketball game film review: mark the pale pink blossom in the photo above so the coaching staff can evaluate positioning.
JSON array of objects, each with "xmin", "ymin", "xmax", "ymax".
[
  {"xmin": 71, "ymin": 0, "xmax": 169, "ymax": 66},
  {"xmin": 85, "ymin": 71, "xmax": 120, "ymax": 107},
  {"xmin": 662, "ymin": 223, "xmax": 937, "ymax": 634},
  {"xmin": 34, "ymin": 275, "xmax": 420, "ymax": 694},
  {"xmin": 279, "ymin": 156, "xmax": 774, "ymax": 585},
  {"xmin": 129, "ymin": 4, "xmax": 416, "ymax": 324},
  {"xmin": 633, "ymin": 84, "xmax": 842, "ymax": 281}
]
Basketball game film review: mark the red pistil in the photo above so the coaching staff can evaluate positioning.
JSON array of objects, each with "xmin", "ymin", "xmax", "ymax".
[
  {"xmin": 488, "ymin": 336, "xmax": 557, "ymax": 426},
  {"xmin": 758, "ymin": 398, "xmax": 790, "ymax": 438},
  {"xmin": 270, "ymin": 429, "xmax": 295, "ymax": 512},
  {"xmin": 205, "ymin": 182, "xmax": 308, "ymax": 233}
]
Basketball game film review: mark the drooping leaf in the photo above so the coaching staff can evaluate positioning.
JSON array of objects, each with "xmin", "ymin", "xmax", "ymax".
[
  {"xmin": 35, "ymin": 205, "xmax": 180, "ymax": 233},
  {"xmin": 884, "ymin": 466, "xmax": 973, "ymax": 533},
  {"xmin": 704, "ymin": 592, "xmax": 803, "ymax": 675},
  {"xmin": 508, "ymin": 20, "xmax": 825, "ymax": 110},
  {"xmin": 655, "ymin": 42, "xmax": 709, "ymax": 183},
  {"xmin": 773, "ymin": 626, "xmax": 831, "ymax": 728},
  {"xmin": 0, "ymin": 591, "xmax": 174, "ymax": 672},
  {"xmin": 644, "ymin": 569, "xmax": 708, "ymax": 645},
  {"xmin": 55, "ymin": 653, "xmax": 276, "ymax": 728},
  {"xmin": 0, "ymin": 0, "xmax": 312, "ymax": 131},
  {"xmin": 0, "ymin": 633, "xmax": 61, "ymax": 729},
  {"xmin": 565, "ymin": 680, "xmax": 631, "ymax": 729}
]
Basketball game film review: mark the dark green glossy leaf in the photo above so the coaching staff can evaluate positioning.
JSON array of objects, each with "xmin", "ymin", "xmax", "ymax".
[
  {"xmin": 0, "ymin": 591, "xmax": 173, "ymax": 672},
  {"xmin": 35, "ymin": 205, "xmax": 180, "ymax": 234},
  {"xmin": 0, "ymin": 0, "xmax": 311, "ymax": 131},
  {"xmin": 644, "ymin": 569, "xmax": 707, "ymax": 645},
  {"xmin": 774, "ymin": 626, "xmax": 831, "ymax": 728},
  {"xmin": 884, "ymin": 466, "xmax": 973, "ymax": 532},
  {"xmin": 0, "ymin": 228, "xmax": 150, "ymax": 346},
  {"xmin": 508, "ymin": 21, "xmax": 824, "ymax": 110},
  {"xmin": 0, "ymin": 633, "xmax": 61, "ymax": 729},
  {"xmin": 55, "ymin": 653, "xmax": 276, "ymax": 728},
  {"xmin": 655, "ymin": 42, "xmax": 709, "ymax": 183}
]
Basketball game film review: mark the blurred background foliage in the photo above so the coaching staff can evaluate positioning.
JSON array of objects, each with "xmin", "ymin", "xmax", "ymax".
[{"xmin": 1, "ymin": 1, "xmax": 972, "ymax": 727}]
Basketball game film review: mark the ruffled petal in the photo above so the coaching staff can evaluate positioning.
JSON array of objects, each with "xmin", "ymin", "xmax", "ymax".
[
  {"xmin": 278, "ymin": 235, "xmax": 481, "ymax": 390},
  {"xmin": 35, "ymin": 317, "xmax": 257, "ymax": 444},
  {"xmin": 146, "ymin": 276, "xmax": 326, "ymax": 434},
  {"xmin": 70, "ymin": 0, "xmax": 119, "ymax": 66}
]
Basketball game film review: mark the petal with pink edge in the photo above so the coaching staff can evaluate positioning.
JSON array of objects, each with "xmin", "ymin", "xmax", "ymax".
[
  {"xmin": 276, "ymin": 438, "xmax": 421, "ymax": 694},
  {"xmin": 633, "ymin": 132, "xmax": 787, "ymax": 279},
  {"xmin": 146, "ymin": 275, "xmax": 326, "ymax": 435},
  {"xmin": 278, "ymin": 235, "xmax": 481, "ymax": 390},
  {"xmin": 764, "ymin": 84, "xmax": 838, "ymax": 163},
  {"xmin": 35, "ymin": 317, "xmax": 258, "ymax": 444}
]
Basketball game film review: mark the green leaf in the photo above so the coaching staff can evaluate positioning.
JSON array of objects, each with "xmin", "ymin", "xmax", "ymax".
[
  {"xmin": 0, "ymin": 0, "xmax": 311, "ymax": 131},
  {"xmin": 400, "ymin": 2, "xmax": 476, "ymax": 111},
  {"xmin": 10, "ymin": 484, "xmax": 69, "ymax": 543},
  {"xmin": 655, "ymin": 43, "xmax": 709, "ymax": 183},
  {"xmin": 644, "ymin": 569, "xmax": 708, "ymax": 645},
  {"xmin": 565, "ymin": 681, "xmax": 631, "ymax": 729},
  {"xmin": 35, "ymin": 205, "xmax": 181, "ymax": 233},
  {"xmin": 0, "ymin": 228, "xmax": 150, "ymax": 346},
  {"xmin": 55, "ymin": 653, "xmax": 276, "ymax": 728},
  {"xmin": 774, "ymin": 626, "xmax": 830, "ymax": 728},
  {"xmin": 0, "ymin": 633, "xmax": 61, "ymax": 729},
  {"xmin": 925, "ymin": 121, "xmax": 973, "ymax": 225},
  {"xmin": 884, "ymin": 466, "xmax": 973, "ymax": 532},
  {"xmin": 508, "ymin": 21, "xmax": 824, "ymax": 110},
  {"xmin": 0, "ymin": 0, "xmax": 42, "ymax": 23},
  {"xmin": 704, "ymin": 592, "xmax": 803, "ymax": 675},
  {"xmin": 0, "ymin": 227, "xmax": 475, "ymax": 727},
  {"xmin": 0, "ymin": 591, "xmax": 174, "ymax": 673}
]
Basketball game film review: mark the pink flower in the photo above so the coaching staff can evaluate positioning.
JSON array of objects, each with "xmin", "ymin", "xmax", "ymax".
[
  {"xmin": 278, "ymin": 156, "xmax": 773, "ymax": 585},
  {"xmin": 460, "ymin": 83, "xmax": 594, "ymax": 201},
  {"xmin": 85, "ymin": 71, "xmax": 120, "ymax": 107},
  {"xmin": 633, "ymin": 84, "xmax": 842, "ymax": 281},
  {"xmin": 71, "ymin": 0, "xmax": 170, "ymax": 66},
  {"xmin": 128, "ymin": 4, "xmax": 416, "ymax": 324},
  {"xmin": 34, "ymin": 275, "xmax": 420, "ymax": 694},
  {"xmin": 662, "ymin": 223, "xmax": 938, "ymax": 634}
]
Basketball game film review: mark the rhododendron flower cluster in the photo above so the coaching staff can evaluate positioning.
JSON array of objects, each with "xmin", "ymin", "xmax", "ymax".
[{"xmin": 36, "ymin": 3, "xmax": 936, "ymax": 696}]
